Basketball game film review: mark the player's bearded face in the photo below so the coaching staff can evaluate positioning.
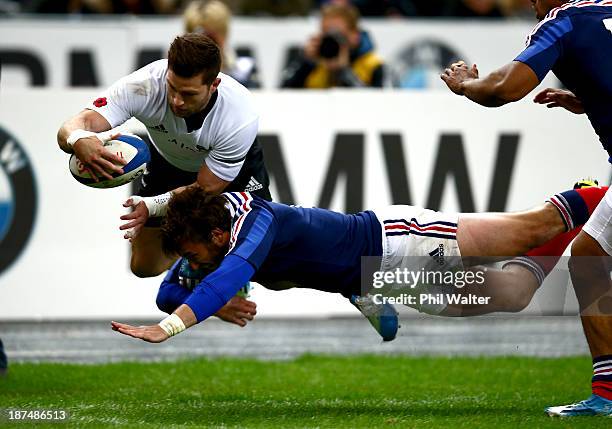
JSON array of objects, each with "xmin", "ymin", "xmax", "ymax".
[
  {"xmin": 166, "ymin": 70, "xmax": 217, "ymax": 118},
  {"xmin": 181, "ymin": 231, "xmax": 230, "ymax": 270}
]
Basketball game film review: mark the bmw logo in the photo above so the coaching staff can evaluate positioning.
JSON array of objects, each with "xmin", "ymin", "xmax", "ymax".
[
  {"xmin": 390, "ymin": 39, "xmax": 464, "ymax": 89},
  {"xmin": 0, "ymin": 126, "xmax": 37, "ymax": 274}
]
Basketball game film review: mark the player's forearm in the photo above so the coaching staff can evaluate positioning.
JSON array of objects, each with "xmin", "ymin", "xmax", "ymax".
[
  {"xmin": 151, "ymin": 164, "xmax": 228, "ymax": 198},
  {"xmin": 197, "ymin": 168, "xmax": 231, "ymax": 195},
  {"xmin": 156, "ymin": 304, "xmax": 198, "ymax": 339},
  {"xmin": 461, "ymin": 73, "xmax": 515, "ymax": 107},
  {"xmin": 157, "ymin": 279, "xmax": 235, "ymax": 337},
  {"xmin": 57, "ymin": 116, "xmax": 89, "ymax": 153},
  {"xmin": 172, "ymin": 182, "xmax": 225, "ymax": 197},
  {"xmin": 185, "ymin": 255, "xmax": 256, "ymax": 323},
  {"xmin": 141, "ymin": 171, "xmax": 228, "ymax": 216},
  {"xmin": 146, "ymin": 182, "xmax": 211, "ymax": 217},
  {"xmin": 156, "ymin": 261, "xmax": 192, "ymax": 314},
  {"xmin": 174, "ymin": 304, "xmax": 198, "ymax": 328},
  {"xmin": 57, "ymin": 110, "xmax": 111, "ymax": 153},
  {"xmin": 131, "ymin": 184, "xmax": 197, "ymax": 220}
]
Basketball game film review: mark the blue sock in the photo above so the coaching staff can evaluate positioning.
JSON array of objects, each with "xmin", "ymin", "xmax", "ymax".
[{"xmin": 547, "ymin": 190, "xmax": 590, "ymax": 231}]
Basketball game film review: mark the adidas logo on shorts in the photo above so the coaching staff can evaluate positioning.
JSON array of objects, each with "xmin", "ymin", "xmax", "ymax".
[{"xmin": 429, "ymin": 244, "xmax": 445, "ymax": 266}]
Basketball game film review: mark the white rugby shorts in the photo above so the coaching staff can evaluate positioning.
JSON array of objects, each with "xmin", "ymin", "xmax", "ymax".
[
  {"xmin": 583, "ymin": 185, "xmax": 612, "ymax": 255},
  {"xmin": 371, "ymin": 205, "xmax": 463, "ymax": 314}
]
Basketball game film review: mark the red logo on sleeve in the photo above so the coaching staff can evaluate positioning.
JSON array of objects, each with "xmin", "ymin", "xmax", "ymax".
[{"xmin": 93, "ymin": 97, "xmax": 107, "ymax": 108}]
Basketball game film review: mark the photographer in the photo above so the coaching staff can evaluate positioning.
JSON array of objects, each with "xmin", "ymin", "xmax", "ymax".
[{"xmin": 281, "ymin": 3, "xmax": 385, "ymax": 88}]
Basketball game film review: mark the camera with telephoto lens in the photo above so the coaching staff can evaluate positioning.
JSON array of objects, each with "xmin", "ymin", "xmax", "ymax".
[{"xmin": 318, "ymin": 31, "xmax": 348, "ymax": 59}]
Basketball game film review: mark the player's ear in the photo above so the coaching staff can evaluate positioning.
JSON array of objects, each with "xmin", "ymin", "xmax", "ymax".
[
  {"xmin": 210, "ymin": 227, "xmax": 226, "ymax": 246},
  {"xmin": 211, "ymin": 78, "xmax": 221, "ymax": 91}
]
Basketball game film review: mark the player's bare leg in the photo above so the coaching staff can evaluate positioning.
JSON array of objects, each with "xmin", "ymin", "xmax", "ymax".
[
  {"xmin": 543, "ymin": 230, "xmax": 612, "ymax": 416},
  {"xmin": 569, "ymin": 231, "xmax": 612, "ymax": 356},
  {"xmin": 447, "ymin": 185, "xmax": 607, "ymax": 316},
  {"xmin": 130, "ymin": 227, "xmax": 177, "ymax": 278},
  {"xmin": 457, "ymin": 203, "xmax": 564, "ymax": 258},
  {"xmin": 459, "ymin": 185, "xmax": 607, "ymax": 258},
  {"xmin": 422, "ymin": 203, "xmax": 565, "ymax": 317},
  {"xmin": 440, "ymin": 264, "xmax": 540, "ymax": 316},
  {"xmin": 441, "ymin": 227, "xmax": 581, "ymax": 316},
  {"xmin": 572, "ymin": 233, "xmax": 612, "ymax": 341},
  {"xmin": 389, "ymin": 202, "xmax": 575, "ymax": 317}
]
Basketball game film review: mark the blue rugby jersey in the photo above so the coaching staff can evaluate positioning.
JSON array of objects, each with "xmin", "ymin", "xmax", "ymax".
[
  {"xmin": 183, "ymin": 192, "xmax": 383, "ymax": 321},
  {"xmin": 514, "ymin": 0, "xmax": 612, "ymax": 152}
]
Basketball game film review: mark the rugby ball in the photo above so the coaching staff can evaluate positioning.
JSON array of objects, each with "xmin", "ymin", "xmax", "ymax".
[{"xmin": 69, "ymin": 134, "xmax": 150, "ymax": 189}]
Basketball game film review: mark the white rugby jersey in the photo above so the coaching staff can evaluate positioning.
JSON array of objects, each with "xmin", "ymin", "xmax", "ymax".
[{"xmin": 87, "ymin": 59, "xmax": 259, "ymax": 181}]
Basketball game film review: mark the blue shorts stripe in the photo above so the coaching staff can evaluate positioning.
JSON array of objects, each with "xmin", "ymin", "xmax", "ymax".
[{"xmin": 383, "ymin": 218, "xmax": 458, "ymax": 228}]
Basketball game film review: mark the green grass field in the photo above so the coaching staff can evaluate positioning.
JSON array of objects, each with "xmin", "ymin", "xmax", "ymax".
[{"xmin": 0, "ymin": 355, "xmax": 610, "ymax": 428}]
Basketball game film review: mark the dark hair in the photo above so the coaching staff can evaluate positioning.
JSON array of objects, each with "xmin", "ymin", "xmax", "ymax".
[
  {"xmin": 167, "ymin": 33, "xmax": 221, "ymax": 85},
  {"xmin": 161, "ymin": 186, "xmax": 231, "ymax": 256}
]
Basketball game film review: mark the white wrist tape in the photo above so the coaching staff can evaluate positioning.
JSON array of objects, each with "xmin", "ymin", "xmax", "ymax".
[
  {"xmin": 158, "ymin": 313, "xmax": 186, "ymax": 337},
  {"xmin": 129, "ymin": 192, "xmax": 172, "ymax": 217},
  {"xmin": 66, "ymin": 129, "xmax": 103, "ymax": 147}
]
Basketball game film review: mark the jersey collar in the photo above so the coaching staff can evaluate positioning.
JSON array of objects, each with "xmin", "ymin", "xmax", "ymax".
[{"xmin": 185, "ymin": 90, "xmax": 219, "ymax": 133}]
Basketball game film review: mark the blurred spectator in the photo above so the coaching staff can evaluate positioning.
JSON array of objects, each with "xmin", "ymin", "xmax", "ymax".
[
  {"xmin": 448, "ymin": 0, "xmax": 505, "ymax": 18},
  {"xmin": 281, "ymin": 3, "xmax": 384, "ymax": 88},
  {"xmin": 184, "ymin": 0, "xmax": 260, "ymax": 88},
  {"xmin": 403, "ymin": 0, "xmax": 449, "ymax": 17},
  {"xmin": 499, "ymin": 0, "xmax": 534, "ymax": 18},
  {"xmin": 318, "ymin": 0, "xmax": 417, "ymax": 17},
  {"xmin": 0, "ymin": 0, "xmax": 20, "ymax": 14},
  {"xmin": 238, "ymin": 0, "xmax": 312, "ymax": 16},
  {"xmin": 30, "ymin": 0, "xmax": 180, "ymax": 14},
  {"xmin": 16, "ymin": 0, "xmax": 535, "ymax": 17},
  {"xmin": 21, "ymin": 0, "xmax": 84, "ymax": 13}
]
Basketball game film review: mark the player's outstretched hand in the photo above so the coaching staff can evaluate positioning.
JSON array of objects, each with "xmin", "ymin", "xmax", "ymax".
[
  {"xmin": 215, "ymin": 296, "xmax": 257, "ymax": 327},
  {"xmin": 441, "ymin": 61, "xmax": 479, "ymax": 95},
  {"xmin": 111, "ymin": 321, "xmax": 169, "ymax": 343},
  {"xmin": 533, "ymin": 88, "xmax": 585, "ymax": 114},
  {"xmin": 120, "ymin": 196, "xmax": 149, "ymax": 240},
  {"xmin": 73, "ymin": 133, "xmax": 126, "ymax": 181}
]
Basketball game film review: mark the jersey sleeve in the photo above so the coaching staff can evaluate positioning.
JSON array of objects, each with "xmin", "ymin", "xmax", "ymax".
[
  {"xmin": 86, "ymin": 67, "xmax": 155, "ymax": 128},
  {"xmin": 184, "ymin": 255, "xmax": 255, "ymax": 322},
  {"xmin": 514, "ymin": 11, "xmax": 573, "ymax": 82},
  {"xmin": 205, "ymin": 118, "xmax": 259, "ymax": 182},
  {"xmin": 156, "ymin": 259, "xmax": 192, "ymax": 314},
  {"xmin": 184, "ymin": 201, "xmax": 277, "ymax": 322},
  {"xmin": 224, "ymin": 194, "xmax": 278, "ymax": 269}
]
